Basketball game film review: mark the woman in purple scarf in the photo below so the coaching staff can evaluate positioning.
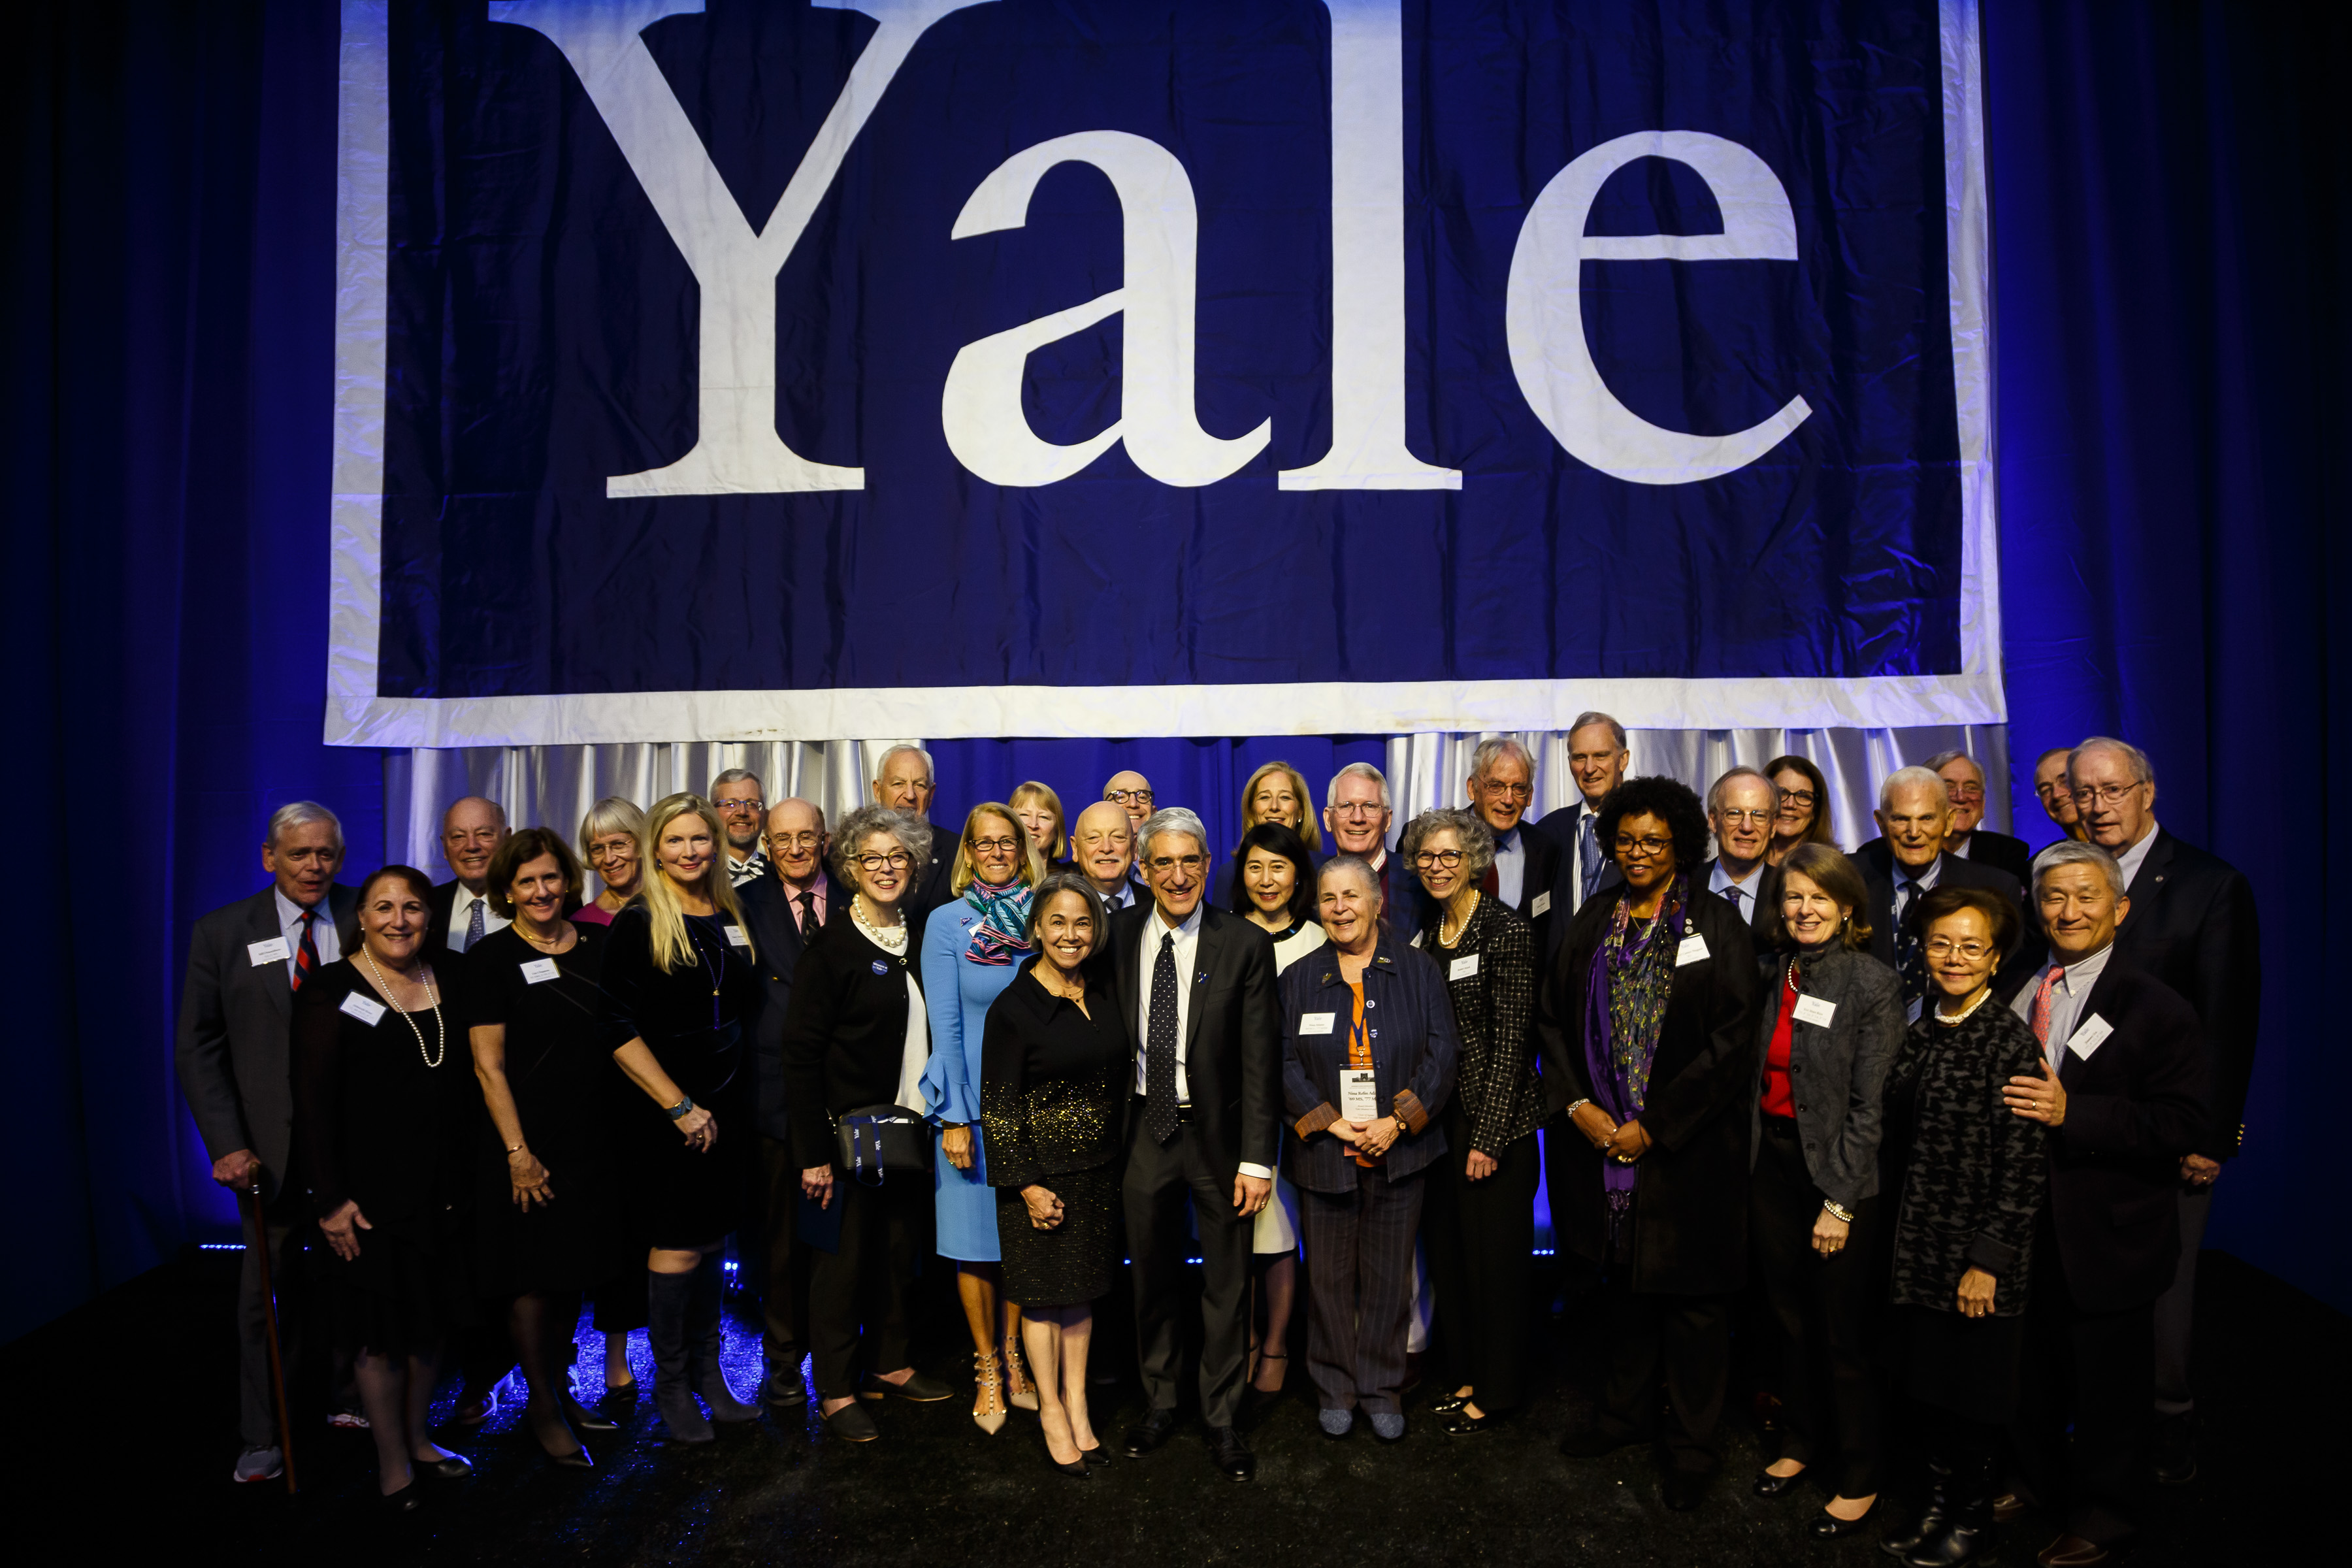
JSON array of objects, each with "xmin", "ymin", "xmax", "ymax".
[{"xmin": 1535, "ymin": 776, "xmax": 1761, "ymax": 1514}]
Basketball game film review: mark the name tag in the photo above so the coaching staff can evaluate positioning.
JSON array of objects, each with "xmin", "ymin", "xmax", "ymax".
[
  {"xmin": 1675, "ymin": 933, "xmax": 1710, "ymax": 967},
  {"xmin": 1299, "ymin": 1011, "xmax": 1336, "ymax": 1036},
  {"xmin": 338, "ymin": 990, "xmax": 387, "ymax": 1026},
  {"xmin": 247, "ymin": 937, "xmax": 290, "ymax": 966},
  {"xmin": 1531, "ymin": 891, "xmax": 1552, "ymax": 918},
  {"xmin": 1448, "ymin": 953, "xmax": 1480, "ymax": 981},
  {"xmin": 1791, "ymin": 993, "xmax": 1837, "ymax": 1028},
  {"xmin": 1341, "ymin": 1069, "xmax": 1380, "ymax": 1123},
  {"xmin": 2066, "ymin": 1013, "xmax": 2114, "ymax": 1061},
  {"xmin": 520, "ymin": 958, "xmax": 560, "ymax": 985},
  {"xmin": 725, "ymin": 923, "xmax": 749, "ymax": 947}
]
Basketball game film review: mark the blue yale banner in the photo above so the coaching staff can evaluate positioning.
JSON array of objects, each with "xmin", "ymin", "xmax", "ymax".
[{"xmin": 325, "ymin": 0, "xmax": 1998, "ymax": 746}]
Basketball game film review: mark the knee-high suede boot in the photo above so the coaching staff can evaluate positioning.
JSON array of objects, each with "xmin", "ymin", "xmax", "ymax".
[
  {"xmin": 687, "ymin": 1252, "xmax": 759, "ymax": 1423},
  {"xmin": 647, "ymin": 1268, "xmax": 713, "ymax": 1444}
]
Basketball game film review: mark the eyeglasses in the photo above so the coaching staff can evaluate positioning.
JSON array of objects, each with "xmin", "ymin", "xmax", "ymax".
[
  {"xmin": 713, "ymin": 796, "xmax": 764, "ymax": 813},
  {"xmin": 1715, "ymin": 808, "xmax": 1772, "ymax": 826},
  {"xmin": 1923, "ymin": 938, "xmax": 1993, "ymax": 960},
  {"xmin": 1147, "ymin": 854, "xmax": 1206, "ymax": 873},
  {"xmin": 1413, "ymin": 849, "xmax": 1464, "ymax": 869},
  {"xmin": 1775, "ymin": 787, "xmax": 1816, "ymax": 808},
  {"xmin": 1105, "ymin": 789, "xmax": 1154, "ymax": 806},
  {"xmin": 1331, "ymin": 802, "xmax": 1384, "ymax": 819},
  {"xmin": 1612, "ymin": 835, "xmax": 1671, "ymax": 858},
  {"xmin": 585, "ymin": 841, "xmax": 634, "ymax": 862},
  {"xmin": 2070, "ymin": 783, "xmax": 2143, "ymax": 807},
  {"xmin": 971, "ymin": 837, "xmax": 1019, "ymax": 854},
  {"xmin": 766, "ymin": 831, "xmax": 821, "ymax": 851},
  {"xmin": 852, "ymin": 851, "xmax": 913, "ymax": 872},
  {"xmin": 1475, "ymin": 780, "xmax": 1535, "ymax": 800},
  {"xmin": 1945, "ymin": 783, "xmax": 1985, "ymax": 801}
]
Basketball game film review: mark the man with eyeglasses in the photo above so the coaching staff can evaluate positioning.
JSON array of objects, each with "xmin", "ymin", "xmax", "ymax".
[
  {"xmin": 2032, "ymin": 747, "xmax": 2088, "ymax": 847},
  {"xmin": 1070, "ymin": 800, "xmax": 1146, "ymax": 912},
  {"xmin": 1531, "ymin": 711, "xmax": 1629, "ymax": 919},
  {"xmin": 710, "ymin": 768, "xmax": 769, "ymax": 887},
  {"xmin": 1111, "ymin": 807, "xmax": 1282, "ymax": 1483},
  {"xmin": 1103, "ymin": 770, "xmax": 1156, "ymax": 832},
  {"xmin": 872, "ymin": 743, "xmax": 954, "ymax": 912},
  {"xmin": 1859, "ymin": 767, "xmax": 2036, "ymax": 1022},
  {"xmin": 1997, "ymin": 840, "xmax": 2206, "ymax": 1568},
  {"xmin": 2065, "ymin": 736, "xmax": 2259, "ymax": 1490},
  {"xmin": 1929, "ymin": 749, "xmax": 2033, "ymax": 883},
  {"xmin": 733, "ymin": 798, "xmax": 832, "ymax": 1408},
  {"xmin": 1697, "ymin": 766, "xmax": 1780, "ymax": 939},
  {"xmin": 1325, "ymin": 761, "xmax": 1421, "ymax": 938},
  {"xmin": 1465, "ymin": 736, "xmax": 1563, "ymax": 956}
]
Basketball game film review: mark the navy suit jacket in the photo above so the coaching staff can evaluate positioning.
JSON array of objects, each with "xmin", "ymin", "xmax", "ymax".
[
  {"xmin": 1531, "ymin": 800, "xmax": 1624, "ymax": 957},
  {"xmin": 2110, "ymin": 828, "xmax": 2261, "ymax": 1160},
  {"xmin": 736, "ymin": 870, "xmax": 827, "ymax": 1142},
  {"xmin": 1859, "ymin": 849, "xmax": 2042, "ymax": 1005}
]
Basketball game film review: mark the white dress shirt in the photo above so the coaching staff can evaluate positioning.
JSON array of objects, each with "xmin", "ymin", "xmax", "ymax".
[
  {"xmin": 447, "ymin": 881, "xmax": 510, "ymax": 953},
  {"xmin": 2114, "ymin": 821, "xmax": 2161, "ymax": 894},
  {"xmin": 1491, "ymin": 825, "xmax": 1525, "ymax": 908},
  {"xmin": 2009, "ymin": 940, "xmax": 2115, "ymax": 1070},
  {"xmin": 1134, "ymin": 902, "xmax": 1272, "ymax": 1179},
  {"xmin": 272, "ymin": 888, "xmax": 343, "ymax": 982},
  {"xmin": 1891, "ymin": 853, "xmax": 1944, "ymax": 923}
]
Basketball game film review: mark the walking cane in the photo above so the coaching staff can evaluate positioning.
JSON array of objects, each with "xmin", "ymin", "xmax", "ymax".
[{"xmin": 242, "ymin": 1177, "xmax": 301, "ymax": 1495}]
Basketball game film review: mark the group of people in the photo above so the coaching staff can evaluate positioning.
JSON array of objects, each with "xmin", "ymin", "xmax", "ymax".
[{"xmin": 174, "ymin": 719, "xmax": 2259, "ymax": 1567}]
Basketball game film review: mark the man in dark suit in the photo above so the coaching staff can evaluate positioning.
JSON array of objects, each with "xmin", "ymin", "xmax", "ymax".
[
  {"xmin": 423, "ymin": 794, "xmax": 510, "ymax": 959},
  {"xmin": 2068, "ymin": 736, "xmax": 2260, "ymax": 1486},
  {"xmin": 735, "ymin": 798, "xmax": 832, "ymax": 1408},
  {"xmin": 1854, "ymin": 749, "xmax": 2034, "ymax": 883},
  {"xmin": 1465, "ymin": 737, "xmax": 1562, "ymax": 953},
  {"xmin": 1113, "ymin": 807, "xmax": 1282, "ymax": 1482},
  {"xmin": 175, "ymin": 802, "xmax": 361, "ymax": 1484},
  {"xmin": 1323, "ymin": 762, "xmax": 1420, "ymax": 938},
  {"xmin": 1531, "ymin": 710, "xmax": 1629, "ymax": 938},
  {"xmin": 872, "ymin": 744, "xmax": 955, "ymax": 913},
  {"xmin": 2000, "ymin": 841, "xmax": 2206, "ymax": 1568},
  {"xmin": 1859, "ymin": 766, "xmax": 2039, "ymax": 1019},
  {"xmin": 1697, "ymin": 765, "xmax": 1781, "ymax": 940},
  {"xmin": 1070, "ymin": 800, "xmax": 1147, "ymax": 914}
]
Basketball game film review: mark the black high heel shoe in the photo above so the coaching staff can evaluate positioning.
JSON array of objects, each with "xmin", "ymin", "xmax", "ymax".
[
  {"xmin": 1812, "ymin": 1499, "xmax": 1877, "ymax": 1539},
  {"xmin": 563, "ymin": 1393, "xmax": 621, "ymax": 1434},
  {"xmin": 415, "ymin": 1452, "xmax": 474, "ymax": 1482},
  {"xmin": 382, "ymin": 1484, "xmax": 424, "ymax": 1514},
  {"xmin": 1754, "ymin": 1466, "xmax": 1808, "ymax": 1498},
  {"xmin": 1079, "ymin": 1445, "xmax": 1111, "ymax": 1467},
  {"xmin": 1046, "ymin": 1446, "xmax": 1091, "ymax": 1480}
]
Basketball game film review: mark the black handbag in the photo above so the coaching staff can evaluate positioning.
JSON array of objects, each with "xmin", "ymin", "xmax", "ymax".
[{"xmin": 833, "ymin": 1103, "xmax": 933, "ymax": 1185}]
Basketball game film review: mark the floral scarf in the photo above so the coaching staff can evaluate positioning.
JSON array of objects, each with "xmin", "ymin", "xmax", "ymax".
[
  {"xmin": 1580, "ymin": 874, "xmax": 1689, "ymax": 1201},
  {"xmin": 962, "ymin": 877, "xmax": 1035, "ymax": 966}
]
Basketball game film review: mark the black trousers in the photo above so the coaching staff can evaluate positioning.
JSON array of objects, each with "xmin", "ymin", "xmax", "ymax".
[
  {"xmin": 756, "ymin": 1135, "xmax": 813, "ymax": 1371},
  {"xmin": 1750, "ymin": 1117, "xmax": 1885, "ymax": 1495},
  {"xmin": 1424, "ymin": 1117, "xmax": 1538, "ymax": 1411},
  {"xmin": 2012, "ymin": 1228, "xmax": 2155, "ymax": 1546},
  {"xmin": 806, "ymin": 1175, "xmax": 923, "ymax": 1400},
  {"xmin": 1123, "ymin": 1108, "xmax": 1254, "ymax": 1428},
  {"xmin": 1595, "ymin": 1275, "xmax": 1731, "ymax": 1475},
  {"xmin": 1298, "ymin": 1164, "xmax": 1425, "ymax": 1415}
]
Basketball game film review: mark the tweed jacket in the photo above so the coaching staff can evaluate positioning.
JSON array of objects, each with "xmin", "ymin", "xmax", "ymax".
[
  {"xmin": 1413, "ymin": 894, "xmax": 1544, "ymax": 1154},
  {"xmin": 1749, "ymin": 945, "xmax": 1905, "ymax": 1209}
]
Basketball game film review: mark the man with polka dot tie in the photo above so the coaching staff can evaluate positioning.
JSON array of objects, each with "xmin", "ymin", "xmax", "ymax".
[{"xmin": 1699, "ymin": 765, "xmax": 1780, "ymax": 938}]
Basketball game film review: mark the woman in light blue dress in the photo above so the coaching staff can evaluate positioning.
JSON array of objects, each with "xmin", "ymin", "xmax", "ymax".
[{"xmin": 920, "ymin": 803, "xmax": 1043, "ymax": 1432}]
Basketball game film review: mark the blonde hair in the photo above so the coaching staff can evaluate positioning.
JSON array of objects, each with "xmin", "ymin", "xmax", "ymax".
[
  {"xmin": 1009, "ymin": 781, "xmax": 1066, "ymax": 858},
  {"xmin": 1241, "ymin": 760, "xmax": 1322, "ymax": 852},
  {"xmin": 950, "ymin": 802, "xmax": 1044, "ymax": 897},
  {"xmin": 638, "ymin": 793, "xmax": 756, "ymax": 972}
]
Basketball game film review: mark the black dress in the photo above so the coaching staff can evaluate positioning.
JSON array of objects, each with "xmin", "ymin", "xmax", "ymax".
[
  {"xmin": 979, "ymin": 962, "xmax": 1126, "ymax": 1307},
  {"xmin": 465, "ymin": 924, "xmax": 629, "ymax": 1295},
  {"xmin": 293, "ymin": 956, "xmax": 479, "ymax": 1358},
  {"xmin": 601, "ymin": 904, "xmax": 760, "ymax": 1249}
]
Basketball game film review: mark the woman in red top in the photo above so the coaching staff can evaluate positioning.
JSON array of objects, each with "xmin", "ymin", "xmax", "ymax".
[{"xmin": 1748, "ymin": 843, "xmax": 1906, "ymax": 1539}]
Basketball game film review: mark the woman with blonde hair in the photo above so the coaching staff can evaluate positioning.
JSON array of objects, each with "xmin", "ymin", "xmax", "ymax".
[
  {"xmin": 574, "ymin": 796, "xmax": 648, "ymax": 926},
  {"xmin": 602, "ymin": 793, "xmax": 762, "ymax": 1444},
  {"xmin": 922, "ymin": 804, "xmax": 1046, "ymax": 1429},
  {"xmin": 1219, "ymin": 759, "xmax": 1322, "ymax": 910},
  {"xmin": 1010, "ymin": 781, "xmax": 1073, "ymax": 874}
]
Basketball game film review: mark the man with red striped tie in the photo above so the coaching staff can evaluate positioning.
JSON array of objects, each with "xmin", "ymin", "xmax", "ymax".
[{"xmin": 175, "ymin": 802, "xmax": 360, "ymax": 1485}]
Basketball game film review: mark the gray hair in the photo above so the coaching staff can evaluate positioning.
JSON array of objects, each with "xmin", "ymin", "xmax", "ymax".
[
  {"xmin": 2068, "ymin": 736, "xmax": 2155, "ymax": 789},
  {"xmin": 1316, "ymin": 853, "xmax": 1384, "ymax": 902},
  {"xmin": 872, "ymin": 743, "xmax": 935, "ymax": 783},
  {"xmin": 2031, "ymin": 839, "xmax": 2128, "ymax": 901},
  {"xmin": 830, "ymin": 804, "xmax": 933, "ymax": 883},
  {"xmin": 1026, "ymin": 872, "xmax": 1108, "ymax": 947},
  {"xmin": 1878, "ymin": 764, "xmax": 1946, "ymax": 812},
  {"xmin": 578, "ymin": 795, "xmax": 647, "ymax": 860},
  {"xmin": 1922, "ymin": 749, "xmax": 1980, "ymax": 779},
  {"xmin": 1326, "ymin": 760, "xmax": 1392, "ymax": 810},
  {"xmin": 1706, "ymin": 764, "xmax": 1774, "ymax": 815},
  {"xmin": 1137, "ymin": 806, "xmax": 1209, "ymax": 862},
  {"xmin": 267, "ymin": 800, "xmax": 344, "ymax": 851},
  {"xmin": 708, "ymin": 766, "xmax": 764, "ymax": 797},
  {"xmin": 1468, "ymin": 736, "xmax": 1534, "ymax": 780},
  {"xmin": 1399, "ymin": 808, "xmax": 1494, "ymax": 885},
  {"xmin": 1569, "ymin": 710, "xmax": 1629, "ymax": 749}
]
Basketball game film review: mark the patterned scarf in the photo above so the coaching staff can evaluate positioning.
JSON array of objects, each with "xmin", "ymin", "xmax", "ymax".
[
  {"xmin": 962, "ymin": 877, "xmax": 1036, "ymax": 966},
  {"xmin": 1580, "ymin": 874, "xmax": 1689, "ymax": 1200}
]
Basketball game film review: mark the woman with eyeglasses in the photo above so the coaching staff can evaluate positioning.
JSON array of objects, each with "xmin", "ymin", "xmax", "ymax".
[
  {"xmin": 574, "ymin": 796, "xmax": 647, "ymax": 926},
  {"xmin": 1401, "ymin": 808, "xmax": 1543, "ymax": 1434},
  {"xmin": 1876, "ymin": 886, "xmax": 2047, "ymax": 1567},
  {"xmin": 1765, "ymin": 755, "xmax": 1837, "ymax": 867},
  {"xmin": 1218, "ymin": 760, "xmax": 1324, "ymax": 912},
  {"xmin": 1537, "ymin": 776, "xmax": 1761, "ymax": 1512},
  {"xmin": 1747, "ymin": 843, "xmax": 1904, "ymax": 1537},
  {"xmin": 921, "ymin": 804, "xmax": 1046, "ymax": 1432},
  {"xmin": 782, "ymin": 806, "xmax": 955, "ymax": 1442}
]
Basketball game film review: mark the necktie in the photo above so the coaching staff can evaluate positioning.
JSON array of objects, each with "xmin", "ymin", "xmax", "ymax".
[
  {"xmin": 292, "ymin": 909, "xmax": 319, "ymax": 992},
  {"xmin": 1577, "ymin": 813, "xmax": 1601, "ymax": 905},
  {"xmin": 1144, "ymin": 933, "xmax": 1181, "ymax": 1144},
  {"xmin": 2031, "ymin": 967, "xmax": 2059, "ymax": 1063},
  {"xmin": 1723, "ymin": 885, "xmax": 1744, "ymax": 921},
  {"xmin": 465, "ymin": 894, "xmax": 485, "ymax": 952},
  {"xmin": 1894, "ymin": 878, "xmax": 1925, "ymax": 1003},
  {"xmin": 796, "ymin": 890, "xmax": 817, "ymax": 940}
]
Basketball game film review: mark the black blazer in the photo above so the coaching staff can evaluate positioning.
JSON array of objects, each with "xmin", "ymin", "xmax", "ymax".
[
  {"xmin": 174, "ymin": 883, "xmax": 362, "ymax": 1197},
  {"xmin": 2039, "ymin": 959, "xmax": 2208, "ymax": 1311},
  {"xmin": 1107, "ymin": 902, "xmax": 1284, "ymax": 1172},
  {"xmin": 1533, "ymin": 884, "xmax": 1762, "ymax": 1294},
  {"xmin": 736, "ymin": 870, "xmax": 826, "ymax": 1143},
  {"xmin": 909, "ymin": 819, "xmax": 957, "ymax": 915},
  {"xmin": 1531, "ymin": 800, "xmax": 1624, "ymax": 955},
  {"xmin": 778, "ymin": 910, "xmax": 930, "ymax": 1171},
  {"xmin": 425, "ymin": 878, "xmax": 459, "ymax": 956},
  {"xmin": 1697, "ymin": 857, "xmax": 1782, "ymax": 943},
  {"xmin": 2110, "ymin": 828, "xmax": 2261, "ymax": 1160},
  {"xmin": 1854, "ymin": 829, "xmax": 2033, "ymax": 887},
  {"xmin": 1861, "ymin": 851, "xmax": 2042, "ymax": 1005}
]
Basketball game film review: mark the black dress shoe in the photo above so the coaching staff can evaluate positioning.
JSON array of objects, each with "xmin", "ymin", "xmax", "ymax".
[
  {"xmin": 1441, "ymin": 1408, "xmax": 1498, "ymax": 1436},
  {"xmin": 563, "ymin": 1395, "xmax": 621, "ymax": 1433},
  {"xmin": 416, "ymin": 1453, "xmax": 474, "ymax": 1482},
  {"xmin": 1754, "ymin": 1466, "xmax": 1807, "ymax": 1498},
  {"xmin": 382, "ymin": 1484, "xmax": 424, "ymax": 1514},
  {"xmin": 1122, "ymin": 1408, "xmax": 1179, "ymax": 1459},
  {"xmin": 2151, "ymin": 1414, "xmax": 2195, "ymax": 1486},
  {"xmin": 821, "ymin": 1401, "xmax": 881, "ymax": 1443},
  {"xmin": 1079, "ymin": 1445, "xmax": 1111, "ymax": 1467},
  {"xmin": 1427, "ymin": 1392, "xmax": 1469, "ymax": 1416},
  {"xmin": 862, "ymin": 1370, "xmax": 954, "ymax": 1402},
  {"xmin": 1813, "ymin": 1501, "xmax": 1878, "ymax": 1539},
  {"xmin": 1207, "ymin": 1424, "xmax": 1256, "ymax": 1482},
  {"xmin": 1662, "ymin": 1467, "xmax": 1712, "ymax": 1512}
]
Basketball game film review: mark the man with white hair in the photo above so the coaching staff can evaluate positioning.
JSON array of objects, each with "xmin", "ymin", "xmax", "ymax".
[
  {"xmin": 425, "ymin": 794, "xmax": 511, "ymax": 957},
  {"xmin": 1697, "ymin": 765, "xmax": 1781, "ymax": 939},
  {"xmin": 1531, "ymin": 711, "xmax": 1629, "ymax": 919},
  {"xmin": 1464, "ymin": 736, "xmax": 1563, "ymax": 954},
  {"xmin": 872, "ymin": 743, "xmax": 953, "ymax": 912},
  {"xmin": 1324, "ymin": 760, "xmax": 1420, "ymax": 938},
  {"xmin": 2065, "ymin": 736, "xmax": 2260, "ymax": 1490},
  {"xmin": 176, "ymin": 802, "xmax": 361, "ymax": 1484},
  {"xmin": 1858, "ymin": 749, "xmax": 2033, "ymax": 884},
  {"xmin": 1860, "ymin": 766, "xmax": 2035, "ymax": 1020}
]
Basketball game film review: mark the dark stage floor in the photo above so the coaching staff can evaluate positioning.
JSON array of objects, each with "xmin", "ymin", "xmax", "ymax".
[{"xmin": 6, "ymin": 1248, "xmax": 2333, "ymax": 1565}]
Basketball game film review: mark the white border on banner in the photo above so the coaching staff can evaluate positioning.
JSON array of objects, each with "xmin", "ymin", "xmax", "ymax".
[{"xmin": 323, "ymin": 0, "xmax": 2001, "ymax": 746}]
